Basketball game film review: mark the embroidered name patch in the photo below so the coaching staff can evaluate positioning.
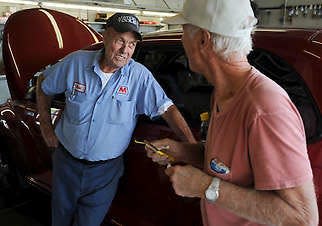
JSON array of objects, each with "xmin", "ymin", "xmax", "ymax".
[
  {"xmin": 117, "ymin": 86, "xmax": 128, "ymax": 95},
  {"xmin": 73, "ymin": 82, "xmax": 86, "ymax": 93},
  {"xmin": 210, "ymin": 158, "xmax": 230, "ymax": 174},
  {"xmin": 117, "ymin": 15, "xmax": 139, "ymax": 27}
]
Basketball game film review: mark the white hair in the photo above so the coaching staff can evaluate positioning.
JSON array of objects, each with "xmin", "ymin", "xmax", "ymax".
[
  {"xmin": 210, "ymin": 33, "xmax": 253, "ymax": 61},
  {"xmin": 185, "ymin": 24, "xmax": 254, "ymax": 61}
]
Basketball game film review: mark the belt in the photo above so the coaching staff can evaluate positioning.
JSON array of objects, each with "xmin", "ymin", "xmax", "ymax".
[{"xmin": 59, "ymin": 144, "xmax": 111, "ymax": 165}]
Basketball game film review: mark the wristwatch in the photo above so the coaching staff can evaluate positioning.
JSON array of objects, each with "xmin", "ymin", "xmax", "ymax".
[{"xmin": 205, "ymin": 177, "xmax": 221, "ymax": 203}]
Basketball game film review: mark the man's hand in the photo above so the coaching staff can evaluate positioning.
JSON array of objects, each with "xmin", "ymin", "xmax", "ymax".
[
  {"xmin": 165, "ymin": 164, "xmax": 212, "ymax": 198},
  {"xmin": 145, "ymin": 138, "xmax": 185, "ymax": 166},
  {"xmin": 145, "ymin": 138, "xmax": 205, "ymax": 168}
]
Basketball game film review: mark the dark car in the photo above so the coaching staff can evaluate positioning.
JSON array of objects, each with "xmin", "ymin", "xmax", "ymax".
[{"xmin": 0, "ymin": 8, "xmax": 321, "ymax": 226}]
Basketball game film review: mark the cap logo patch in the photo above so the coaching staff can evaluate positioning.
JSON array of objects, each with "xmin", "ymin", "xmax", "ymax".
[
  {"xmin": 117, "ymin": 15, "xmax": 139, "ymax": 27},
  {"xmin": 117, "ymin": 86, "xmax": 128, "ymax": 95}
]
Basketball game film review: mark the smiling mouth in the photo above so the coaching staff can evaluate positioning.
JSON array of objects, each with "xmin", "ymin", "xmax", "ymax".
[{"xmin": 116, "ymin": 54, "xmax": 126, "ymax": 61}]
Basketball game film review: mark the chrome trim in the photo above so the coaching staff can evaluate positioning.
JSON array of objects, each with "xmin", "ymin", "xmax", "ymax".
[
  {"xmin": 7, "ymin": 34, "xmax": 21, "ymax": 78},
  {"xmin": 303, "ymin": 50, "xmax": 321, "ymax": 59},
  {"xmin": 39, "ymin": 9, "xmax": 64, "ymax": 49},
  {"xmin": 77, "ymin": 20, "xmax": 101, "ymax": 43}
]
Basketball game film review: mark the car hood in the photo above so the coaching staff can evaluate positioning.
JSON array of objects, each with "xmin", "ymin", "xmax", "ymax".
[{"xmin": 2, "ymin": 8, "xmax": 102, "ymax": 100}]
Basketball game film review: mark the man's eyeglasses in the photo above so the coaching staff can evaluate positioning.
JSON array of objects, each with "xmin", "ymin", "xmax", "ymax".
[{"xmin": 115, "ymin": 37, "xmax": 138, "ymax": 49}]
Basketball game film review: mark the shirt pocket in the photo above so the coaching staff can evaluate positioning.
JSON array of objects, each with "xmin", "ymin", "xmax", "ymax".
[
  {"xmin": 106, "ymin": 98, "xmax": 135, "ymax": 124},
  {"xmin": 65, "ymin": 92, "xmax": 93, "ymax": 124}
]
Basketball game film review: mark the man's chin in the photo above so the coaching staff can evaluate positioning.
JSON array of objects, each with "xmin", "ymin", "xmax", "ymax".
[{"xmin": 115, "ymin": 60, "xmax": 129, "ymax": 68}]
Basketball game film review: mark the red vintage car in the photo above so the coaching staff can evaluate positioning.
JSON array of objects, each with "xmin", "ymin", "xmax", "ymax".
[{"xmin": 0, "ymin": 8, "xmax": 321, "ymax": 226}]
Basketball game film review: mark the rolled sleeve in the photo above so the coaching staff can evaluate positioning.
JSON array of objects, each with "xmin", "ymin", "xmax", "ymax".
[
  {"xmin": 157, "ymin": 100, "xmax": 173, "ymax": 115},
  {"xmin": 139, "ymin": 74, "xmax": 173, "ymax": 119}
]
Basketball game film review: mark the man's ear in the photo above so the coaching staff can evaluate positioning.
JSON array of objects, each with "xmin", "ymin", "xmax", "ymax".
[
  {"xmin": 102, "ymin": 27, "xmax": 111, "ymax": 44},
  {"xmin": 200, "ymin": 29, "xmax": 212, "ymax": 49}
]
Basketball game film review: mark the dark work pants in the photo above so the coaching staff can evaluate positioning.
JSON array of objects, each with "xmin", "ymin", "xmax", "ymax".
[{"xmin": 52, "ymin": 145, "xmax": 124, "ymax": 226}]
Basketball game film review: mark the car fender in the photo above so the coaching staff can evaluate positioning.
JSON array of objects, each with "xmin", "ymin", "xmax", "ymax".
[{"xmin": 0, "ymin": 102, "xmax": 50, "ymax": 175}]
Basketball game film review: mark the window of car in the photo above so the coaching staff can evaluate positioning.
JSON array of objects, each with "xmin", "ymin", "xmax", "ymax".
[{"xmin": 134, "ymin": 44, "xmax": 212, "ymax": 127}]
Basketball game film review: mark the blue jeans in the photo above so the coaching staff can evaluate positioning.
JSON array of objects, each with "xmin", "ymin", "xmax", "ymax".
[{"xmin": 52, "ymin": 145, "xmax": 124, "ymax": 226}]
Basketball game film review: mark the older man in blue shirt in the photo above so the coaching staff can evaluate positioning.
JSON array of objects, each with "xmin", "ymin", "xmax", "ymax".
[{"xmin": 37, "ymin": 12, "xmax": 195, "ymax": 226}]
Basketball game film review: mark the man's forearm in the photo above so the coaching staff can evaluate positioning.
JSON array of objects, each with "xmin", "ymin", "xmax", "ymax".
[
  {"xmin": 162, "ymin": 105, "xmax": 197, "ymax": 143},
  {"xmin": 36, "ymin": 75, "xmax": 60, "ymax": 147},
  {"xmin": 214, "ymin": 179, "xmax": 318, "ymax": 226},
  {"xmin": 36, "ymin": 75, "xmax": 52, "ymax": 127}
]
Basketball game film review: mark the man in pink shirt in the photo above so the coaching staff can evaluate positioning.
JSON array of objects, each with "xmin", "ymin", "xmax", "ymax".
[{"xmin": 146, "ymin": 0, "xmax": 319, "ymax": 225}]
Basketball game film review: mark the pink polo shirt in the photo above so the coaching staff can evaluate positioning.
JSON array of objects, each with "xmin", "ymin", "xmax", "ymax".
[{"xmin": 202, "ymin": 68, "xmax": 313, "ymax": 226}]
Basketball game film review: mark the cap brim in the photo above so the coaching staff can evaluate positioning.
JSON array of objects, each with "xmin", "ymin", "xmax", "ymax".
[
  {"xmin": 113, "ymin": 25, "xmax": 142, "ymax": 41},
  {"xmin": 163, "ymin": 13, "xmax": 189, "ymax": 25}
]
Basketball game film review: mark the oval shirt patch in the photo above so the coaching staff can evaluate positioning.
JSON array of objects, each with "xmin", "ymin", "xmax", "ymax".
[{"xmin": 210, "ymin": 158, "xmax": 230, "ymax": 174}]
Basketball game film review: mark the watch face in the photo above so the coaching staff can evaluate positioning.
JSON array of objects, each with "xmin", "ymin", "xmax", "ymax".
[{"xmin": 205, "ymin": 189, "xmax": 218, "ymax": 202}]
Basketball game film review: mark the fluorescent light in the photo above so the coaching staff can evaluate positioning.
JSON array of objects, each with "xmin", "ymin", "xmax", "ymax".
[
  {"xmin": 0, "ymin": 0, "xmax": 178, "ymax": 19},
  {"xmin": 0, "ymin": 0, "xmax": 37, "ymax": 5},
  {"xmin": 43, "ymin": 2, "xmax": 96, "ymax": 11},
  {"xmin": 42, "ymin": 1, "xmax": 140, "ymax": 14},
  {"xmin": 142, "ymin": 11, "xmax": 177, "ymax": 17}
]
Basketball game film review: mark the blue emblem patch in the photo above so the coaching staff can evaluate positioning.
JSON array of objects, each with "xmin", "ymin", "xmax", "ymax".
[{"xmin": 210, "ymin": 158, "xmax": 230, "ymax": 174}]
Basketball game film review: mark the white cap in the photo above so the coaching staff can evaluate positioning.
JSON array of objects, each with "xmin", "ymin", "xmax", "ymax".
[{"xmin": 164, "ymin": 0, "xmax": 257, "ymax": 37}]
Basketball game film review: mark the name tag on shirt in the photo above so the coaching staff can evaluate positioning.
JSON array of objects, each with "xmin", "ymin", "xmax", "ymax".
[{"xmin": 73, "ymin": 82, "xmax": 86, "ymax": 93}]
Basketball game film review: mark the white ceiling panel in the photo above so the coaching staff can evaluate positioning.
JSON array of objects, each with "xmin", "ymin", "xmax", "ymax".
[{"xmin": 57, "ymin": 0, "xmax": 183, "ymax": 11}]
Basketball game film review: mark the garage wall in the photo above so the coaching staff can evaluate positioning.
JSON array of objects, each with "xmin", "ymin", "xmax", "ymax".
[{"xmin": 254, "ymin": 0, "xmax": 322, "ymax": 28}]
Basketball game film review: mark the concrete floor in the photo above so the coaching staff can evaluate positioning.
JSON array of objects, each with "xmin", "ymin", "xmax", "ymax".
[{"xmin": 0, "ymin": 188, "xmax": 51, "ymax": 226}]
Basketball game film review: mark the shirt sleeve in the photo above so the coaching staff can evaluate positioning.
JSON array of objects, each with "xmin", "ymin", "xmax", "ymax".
[
  {"xmin": 41, "ymin": 58, "xmax": 70, "ymax": 96},
  {"xmin": 137, "ymin": 72, "xmax": 173, "ymax": 119},
  {"xmin": 249, "ymin": 107, "xmax": 313, "ymax": 190}
]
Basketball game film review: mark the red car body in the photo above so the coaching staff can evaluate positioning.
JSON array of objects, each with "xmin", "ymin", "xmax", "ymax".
[{"xmin": 0, "ymin": 8, "xmax": 321, "ymax": 226}]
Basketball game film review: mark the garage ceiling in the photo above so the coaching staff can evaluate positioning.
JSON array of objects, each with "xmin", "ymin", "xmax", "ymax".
[{"xmin": 59, "ymin": 0, "xmax": 184, "ymax": 11}]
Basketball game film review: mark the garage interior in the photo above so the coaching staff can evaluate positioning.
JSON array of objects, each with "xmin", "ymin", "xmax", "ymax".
[
  {"xmin": 0, "ymin": 0, "xmax": 321, "ymax": 102},
  {"xmin": 0, "ymin": 0, "xmax": 321, "ymax": 225}
]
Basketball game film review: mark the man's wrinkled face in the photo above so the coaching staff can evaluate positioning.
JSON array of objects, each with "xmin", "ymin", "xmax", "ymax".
[
  {"xmin": 102, "ymin": 28, "xmax": 138, "ymax": 70},
  {"xmin": 181, "ymin": 24, "xmax": 201, "ymax": 73}
]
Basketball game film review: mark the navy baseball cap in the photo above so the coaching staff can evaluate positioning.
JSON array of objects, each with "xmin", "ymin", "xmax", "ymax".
[{"xmin": 106, "ymin": 13, "xmax": 142, "ymax": 41}]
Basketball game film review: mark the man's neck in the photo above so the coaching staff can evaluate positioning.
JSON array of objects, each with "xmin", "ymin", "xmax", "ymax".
[
  {"xmin": 99, "ymin": 57, "xmax": 120, "ymax": 73},
  {"xmin": 208, "ymin": 55, "xmax": 252, "ymax": 107}
]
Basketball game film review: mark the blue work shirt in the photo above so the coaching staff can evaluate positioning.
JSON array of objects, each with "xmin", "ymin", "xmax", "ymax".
[{"xmin": 41, "ymin": 49, "xmax": 173, "ymax": 161}]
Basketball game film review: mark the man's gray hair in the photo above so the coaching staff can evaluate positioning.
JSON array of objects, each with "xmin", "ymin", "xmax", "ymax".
[
  {"xmin": 211, "ymin": 33, "xmax": 253, "ymax": 61},
  {"xmin": 186, "ymin": 24, "xmax": 254, "ymax": 61}
]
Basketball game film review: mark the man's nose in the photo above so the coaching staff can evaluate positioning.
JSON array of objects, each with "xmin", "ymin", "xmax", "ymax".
[
  {"xmin": 119, "ymin": 45, "xmax": 127, "ymax": 53},
  {"xmin": 120, "ymin": 43, "xmax": 133, "ymax": 53}
]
